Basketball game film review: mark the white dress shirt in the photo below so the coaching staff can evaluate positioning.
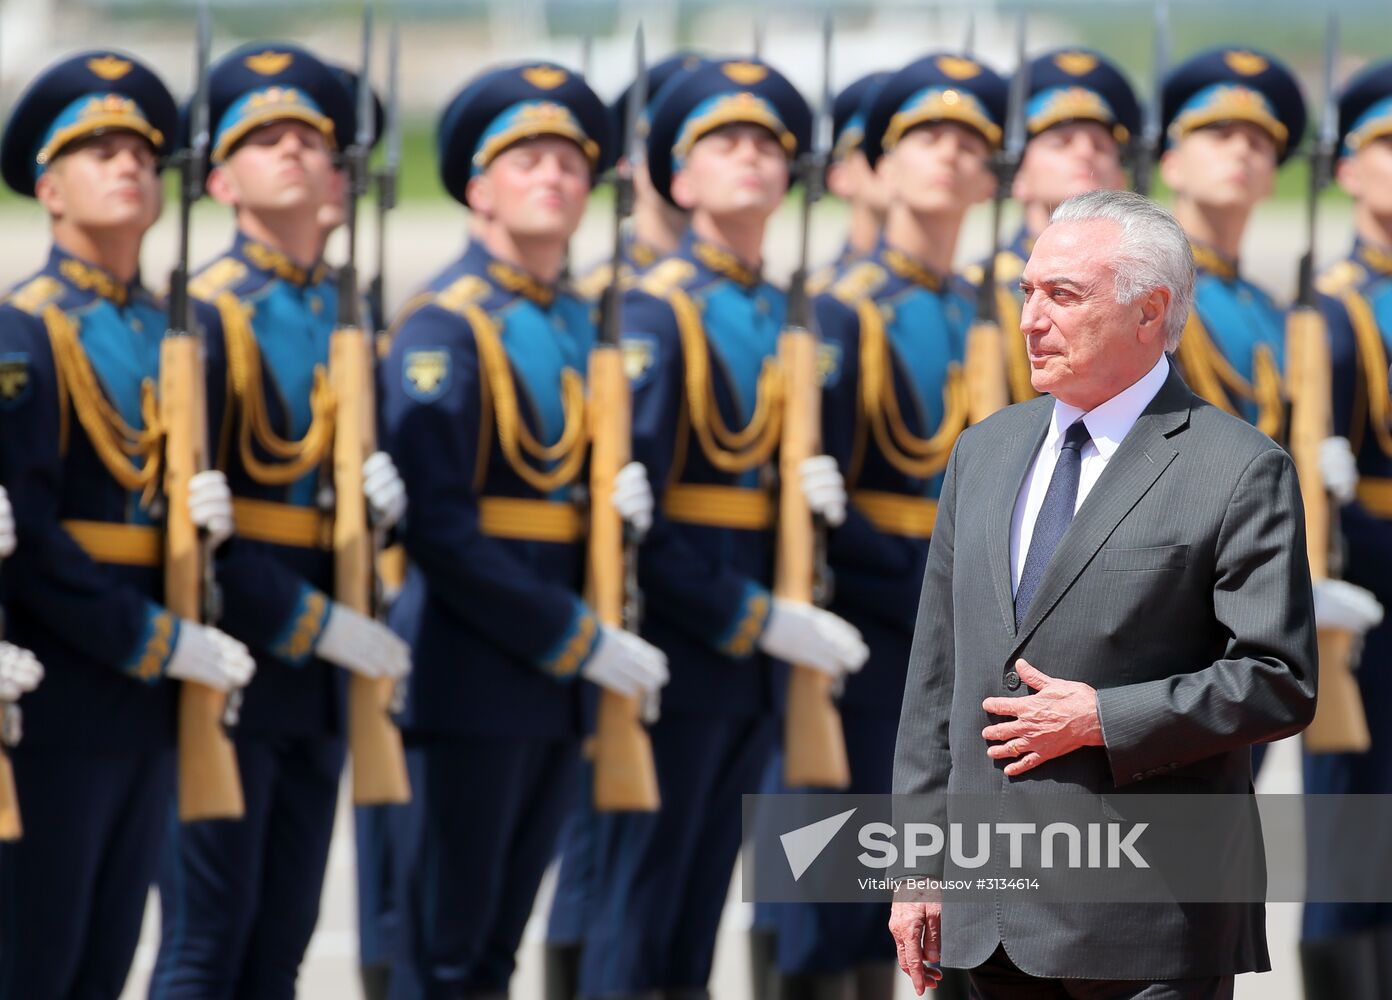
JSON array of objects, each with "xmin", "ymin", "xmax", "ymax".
[{"xmin": 1010, "ymin": 355, "xmax": 1171, "ymax": 594}]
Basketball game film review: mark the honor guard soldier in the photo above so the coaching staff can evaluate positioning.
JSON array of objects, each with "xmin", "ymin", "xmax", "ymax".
[
  {"xmin": 379, "ymin": 63, "xmax": 667, "ymax": 998},
  {"xmin": 975, "ymin": 49, "xmax": 1139, "ymax": 403},
  {"xmin": 0, "ymin": 52, "xmax": 254, "ymax": 998},
  {"xmin": 147, "ymin": 43, "xmax": 412, "ymax": 999},
  {"xmin": 1299, "ymin": 59, "xmax": 1392, "ymax": 999},
  {"xmin": 768, "ymin": 52, "xmax": 1004, "ymax": 1000},
  {"xmin": 575, "ymin": 59, "xmax": 868, "ymax": 1000},
  {"xmin": 1159, "ymin": 49, "xmax": 1380, "ymax": 770},
  {"xmin": 573, "ymin": 53, "xmax": 707, "ymax": 304},
  {"xmin": 817, "ymin": 70, "xmax": 891, "ymax": 280},
  {"xmin": 1159, "ymin": 47, "xmax": 1305, "ymax": 440}
]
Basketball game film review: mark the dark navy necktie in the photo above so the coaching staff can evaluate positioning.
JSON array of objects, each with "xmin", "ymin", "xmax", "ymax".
[{"xmin": 1015, "ymin": 419, "xmax": 1092, "ymax": 629}]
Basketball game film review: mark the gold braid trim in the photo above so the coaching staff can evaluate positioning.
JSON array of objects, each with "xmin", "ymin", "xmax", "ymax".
[
  {"xmin": 665, "ymin": 287, "xmax": 783, "ymax": 473},
  {"xmin": 42, "ymin": 305, "xmax": 163, "ymax": 505},
  {"xmin": 856, "ymin": 297, "xmax": 967, "ymax": 478},
  {"xmin": 1175, "ymin": 309, "xmax": 1285, "ymax": 438},
  {"xmin": 214, "ymin": 291, "xmax": 336, "ymax": 486},
  {"xmin": 458, "ymin": 301, "xmax": 588, "ymax": 493},
  {"xmin": 1341, "ymin": 289, "xmax": 1392, "ymax": 460}
]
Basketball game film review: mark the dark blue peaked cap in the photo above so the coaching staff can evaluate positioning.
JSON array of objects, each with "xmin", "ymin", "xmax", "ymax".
[
  {"xmin": 1338, "ymin": 59, "xmax": 1392, "ymax": 158},
  {"xmin": 1161, "ymin": 46, "xmax": 1306, "ymax": 163},
  {"xmin": 862, "ymin": 53, "xmax": 1008, "ymax": 168},
  {"xmin": 606, "ymin": 51, "xmax": 709, "ymax": 171},
  {"xmin": 644, "ymin": 57, "xmax": 812, "ymax": 208},
  {"xmin": 436, "ymin": 61, "xmax": 611, "ymax": 207},
  {"xmin": 1023, "ymin": 48, "xmax": 1140, "ymax": 144},
  {"xmin": 832, "ymin": 71, "xmax": 890, "ymax": 161},
  {"xmin": 205, "ymin": 42, "xmax": 355, "ymax": 165},
  {"xmin": 1, "ymin": 50, "xmax": 177, "ymax": 197}
]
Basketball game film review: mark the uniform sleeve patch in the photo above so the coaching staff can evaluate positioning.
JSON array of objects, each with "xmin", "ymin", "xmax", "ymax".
[
  {"xmin": 0, "ymin": 353, "xmax": 30, "ymax": 409},
  {"xmin": 403, "ymin": 347, "xmax": 452, "ymax": 403},
  {"xmin": 621, "ymin": 334, "xmax": 659, "ymax": 388}
]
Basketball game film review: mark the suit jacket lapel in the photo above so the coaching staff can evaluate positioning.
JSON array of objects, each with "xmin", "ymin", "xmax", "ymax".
[
  {"xmin": 986, "ymin": 399, "xmax": 1051, "ymax": 636},
  {"xmin": 1013, "ymin": 366, "xmax": 1193, "ymax": 648}
]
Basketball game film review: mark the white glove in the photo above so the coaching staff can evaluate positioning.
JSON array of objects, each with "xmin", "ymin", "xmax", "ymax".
[
  {"xmin": 582, "ymin": 624, "xmax": 669, "ymax": 696},
  {"xmin": 611, "ymin": 461, "xmax": 654, "ymax": 538},
  {"xmin": 188, "ymin": 470, "xmax": 234, "ymax": 549},
  {"xmin": 758, "ymin": 598, "xmax": 869, "ymax": 678},
  {"xmin": 799, "ymin": 455, "xmax": 847, "ymax": 527},
  {"xmin": 1319, "ymin": 436, "xmax": 1359, "ymax": 506},
  {"xmin": 0, "ymin": 642, "xmax": 42, "ymax": 701},
  {"xmin": 315, "ymin": 602, "xmax": 411, "ymax": 680},
  {"xmin": 1313, "ymin": 579, "xmax": 1385, "ymax": 635},
  {"xmin": 364, "ymin": 452, "xmax": 407, "ymax": 532},
  {"xmin": 166, "ymin": 621, "xmax": 256, "ymax": 692},
  {"xmin": 0, "ymin": 485, "xmax": 13, "ymax": 558}
]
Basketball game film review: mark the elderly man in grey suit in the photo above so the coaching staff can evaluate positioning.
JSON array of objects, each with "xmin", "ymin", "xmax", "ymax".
[{"xmin": 888, "ymin": 189, "xmax": 1318, "ymax": 999}]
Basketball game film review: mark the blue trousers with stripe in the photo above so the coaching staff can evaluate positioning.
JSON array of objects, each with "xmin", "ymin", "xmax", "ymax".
[
  {"xmin": 0, "ymin": 746, "xmax": 174, "ymax": 1000},
  {"xmin": 147, "ymin": 734, "xmax": 344, "ymax": 1000},
  {"xmin": 388, "ymin": 736, "xmax": 579, "ymax": 999},
  {"xmin": 578, "ymin": 713, "xmax": 776, "ymax": 996}
]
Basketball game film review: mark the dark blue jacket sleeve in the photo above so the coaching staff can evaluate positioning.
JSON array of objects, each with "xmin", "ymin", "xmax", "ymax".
[
  {"xmin": 0, "ymin": 306, "xmax": 168, "ymax": 673},
  {"xmin": 381, "ymin": 301, "xmax": 595, "ymax": 671},
  {"xmin": 626, "ymin": 288, "xmax": 772, "ymax": 650}
]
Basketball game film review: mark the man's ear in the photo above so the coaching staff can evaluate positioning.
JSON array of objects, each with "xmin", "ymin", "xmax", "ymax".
[
  {"xmin": 34, "ymin": 169, "xmax": 64, "ymax": 219},
  {"xmin": 1137, "ymin": 285, "xmax": 1172, "ymax": 346},
  {"xmin": 465, "ymin": 173, "xmax": 492, "ymax": 217},
  {"xmin": 1335, "ymin": 154, "xmax": 1360, "ymax": 200},
  {"xmin": 825, "ymin": 160, "xmax": 853, "ymax": 201},
  {"xmin": 670, "ymin": 168, "xmax": 697, "ymax": 212},
  {"xmin": 205, "ymin": 164, "xmax": 238, "ymax": 208},
  {"xmin": 1158, "ymin": 148, "xmax": 1182, "ymax": 194}
]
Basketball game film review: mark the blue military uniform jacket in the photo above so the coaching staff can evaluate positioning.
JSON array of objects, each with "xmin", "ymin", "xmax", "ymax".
[
  {"xmin": 191, "ymin": 232, "xmax": 344, "ymax": 738},
  {"xmin": 621, "ymin": 234, "xmax": 789, "ymax": 719},
  {"xmin": 1174, "ymin": 244, "xmax": 1288, "ymax": 441},
  {"xmin": 0, "ymin": 248, "xmax": 177, "ymax": 749},
  {"xmin": 573, "ymin": 229, "xmax": 664, "ymax": 303},
  {"xmin": 382, "ymin": 242, "xmax": 598, "ymax": 741},
  {"xmin": 1316, "ymin": 243, "xmax": 1392, "ymax": 615},
  {"xmin": 964, "ymin": 227, "xmax": 1036, "ymax": 404},
  {"xmin": 813, "ymin": 242, "xmax": 974, "ymax": 715}
]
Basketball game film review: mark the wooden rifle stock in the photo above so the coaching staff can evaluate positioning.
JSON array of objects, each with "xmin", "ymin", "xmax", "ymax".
[
  {"xmin": 330, "ymin": 329, "xmax": 412, "ymax": 804},
  {"xmin": 0, "ymin": 735, "xmax": 17, "ymax": 840},
  {"xmin": 163, "ymin": 335, "xmax": 246, "ymax": 821},
  {"xmin": 588, "ymin": 345, "xmax": 660, "ymax": 812},
  {"xmin": 964, "ymin": 316, "xmax": 1011, "ymax": 424},
  {"xmin": 1286, "ymin": 307, "xmax": 1370, "ymax": 753},
  {"xmin": 778, "ymin": 329, "xmax": 850, "ymax": 789}
]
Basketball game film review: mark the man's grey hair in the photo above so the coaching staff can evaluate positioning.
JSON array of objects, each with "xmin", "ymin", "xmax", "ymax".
[{"xmin": 1049, "ymin": 189, "xmax": 1195, "ymax": 351}]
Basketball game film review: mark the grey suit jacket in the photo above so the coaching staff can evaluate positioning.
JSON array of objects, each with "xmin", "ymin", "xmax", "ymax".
[{"xmin": 892, "ymin": 364, "xmax": 1317, "ymax": 979}]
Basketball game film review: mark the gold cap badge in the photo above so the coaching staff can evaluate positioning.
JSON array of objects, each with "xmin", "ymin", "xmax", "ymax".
[
  {"xmin": 722, "ymin": 62, "xmax": 769, "ymax": 86},
  {"xmin": 936, "ymin": 56, "xmax": 981, "ymax": 81},
  {"xmin": 245, "ymin": 51, "xmax": 294, "ymax": 76},
  {"xmin": 86, "ymin": 55, "xmax": 133, "ymax": 81},
  {"xmin": 523, "ymin": 66, "xmax": 568, "ymax": 90},
  {"xmin": 1224, "ymin": 51, "xmax": 1268, "ymax": 77},
  {"xmin": 1054, "ymin": 52, "xmax": 1099, "ymax": 77}
]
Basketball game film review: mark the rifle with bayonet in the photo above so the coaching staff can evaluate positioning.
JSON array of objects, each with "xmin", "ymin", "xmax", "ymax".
[
  {"xmin": 965, "ymin": 13, "xmax": 1028, "ymax": 422},
  {"xmin": 780, "ymin": 13, "xmax": 849, "ymax": 790},
  {"xmin": 1132, "ymin": 1, "xmax": 1169, "ymax": 198},
  {"xmin": 165, "ymin": 0, "xmax": 247, "ymax": 822},
  {"xmin": 333, "ymin": 6, "xmax": 412, "ymax": 804},
  {"xmin": 1288, "ymin": 16, "xmax": 1369, "ymax": 754},
  {"xmin": 367, "ymin": 18, "xmax": 400, "ymax": 339},
  {"xmin": 589, "ymin": 26, "xmax": 661, "ymax": 813}
]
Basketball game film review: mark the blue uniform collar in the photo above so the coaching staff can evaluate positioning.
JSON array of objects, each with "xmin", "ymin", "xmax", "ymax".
[
  {"xmin": 1190, "ymin": 241, "xmax": 1239, "ymax": 281},
  {"xmin": 461, "ymin": 239, "xmax": 559, "ymax": 308},
  {"xmin": 1355, "ymin": 239, "xmax": 1392, "ymax": 278},
  {"xmin": 621, "ymin": 228, "xmax": 662, "ymax": 270},
  {"xmin": 46, "ymin": 245, "xmax": 142, "ymax": 307},
  {"xmin": 682, "ymin": 231, "xmax": 762, "ymax": 288},
  {"xmin": 874, "ymin": 239, "xmax": 947, "ymax": 292},
  {"xmin": 232, "ymin": 230, "xmax": 328, "ymax": 287}
]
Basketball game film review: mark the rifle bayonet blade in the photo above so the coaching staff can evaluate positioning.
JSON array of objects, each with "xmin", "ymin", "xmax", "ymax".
[
  {"xmin": 384, "ymin": 17, "xmax": 402, "ymax": 177},
  {"xmin": 1318, "ymin": 13, "xmax": 1339, "ymax": 151},
  {"xmin": 190, "ymin": 0, "xmax": 213, "ymax": 166},
  {"xmin": 623, "ymin": 24, "xmax": 647, "ymax": 167},
  {"xmin": 815, "ymin": 10, "xmax": 834, "ymax": 158},
  {"xmin": 356, "ymin": 4, "xmax": 377, "ymax": 153},
  {"xmin": 963, "ymin": 10, "xmax": 975, "ymax": 58},
  {"xmin": 1003, "ymin": 12, "xmax": 1029, "ymax": 161}
]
